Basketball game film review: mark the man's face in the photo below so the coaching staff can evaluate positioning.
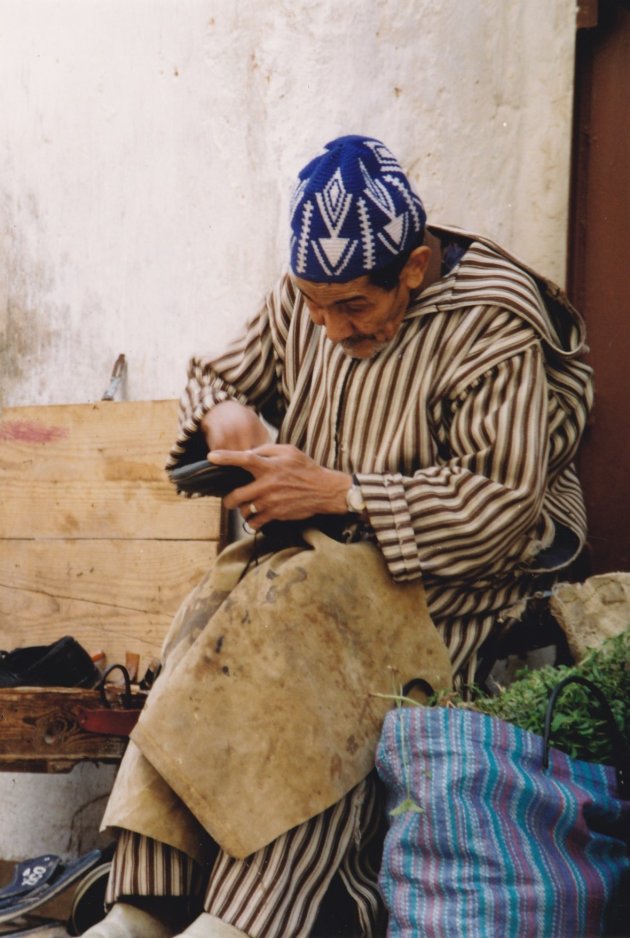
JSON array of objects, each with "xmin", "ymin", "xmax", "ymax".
[{"xmin": 292, "ymin": 273, "xmax": 413, "ymax": 360}]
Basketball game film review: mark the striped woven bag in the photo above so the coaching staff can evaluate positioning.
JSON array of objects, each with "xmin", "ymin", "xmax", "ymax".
[{"xmin": 376, "ymin": 682, "xmax": 630, "ymax": 937}]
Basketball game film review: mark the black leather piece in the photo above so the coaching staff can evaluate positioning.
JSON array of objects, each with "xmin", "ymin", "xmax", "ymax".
[
  {"xmin": 168, "ymin": 459, "xmax": 254, "ymax": 496},
  {"xmin": 0, "ymin": 636, "xmax": 100, "ymax": 689},
  {"xmin": 168, "ymin": 459, "xmax": 361, "ymax": 545}
]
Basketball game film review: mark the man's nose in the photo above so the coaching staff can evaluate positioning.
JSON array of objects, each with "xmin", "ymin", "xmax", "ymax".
[{"xmin": 321, "ymin": 310, "xmax": 354, "ymax": 342}]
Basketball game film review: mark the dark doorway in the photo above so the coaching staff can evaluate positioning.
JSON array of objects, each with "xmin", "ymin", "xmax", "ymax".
[{"xmin": 568, "ymin": 0, "xmax": 630, "ymax": 574}]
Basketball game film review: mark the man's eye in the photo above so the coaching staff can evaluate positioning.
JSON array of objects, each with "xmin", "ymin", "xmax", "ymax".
[{"xmin": 344, "ymin": 305, "xmax": 368, "ymax": 314}]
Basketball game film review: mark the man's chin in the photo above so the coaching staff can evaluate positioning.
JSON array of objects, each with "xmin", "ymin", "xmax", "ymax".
[{"xmin": 340, "ymin": 338, "xmax": 388, "ymax": 359}]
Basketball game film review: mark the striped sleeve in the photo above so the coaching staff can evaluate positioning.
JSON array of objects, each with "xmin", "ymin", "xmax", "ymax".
[
  {"xmin": 359, "ymin": 343, "xmax": 550, "ymax": 582},
  {"xmin": 166, "ymin": 276, "xmax": 294, "ymax": 468}
]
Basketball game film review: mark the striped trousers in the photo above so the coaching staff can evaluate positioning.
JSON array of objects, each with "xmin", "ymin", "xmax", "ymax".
[
  {"xmin": 104, "ymin": 617, "xmax": 492, "ymax": 936},
  {"xmin": 106, "ymin": 774, "xmax": 385, "ymax": 937}
]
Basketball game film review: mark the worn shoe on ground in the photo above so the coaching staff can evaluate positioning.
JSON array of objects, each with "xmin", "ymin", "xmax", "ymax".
[{"xmin": 80, "ymin": 902, "xmax": 175, "ymax": 937}]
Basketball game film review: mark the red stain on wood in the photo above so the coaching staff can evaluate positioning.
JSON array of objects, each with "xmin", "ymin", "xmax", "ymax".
[{"xmin": 0, "ymin": 420, "xmax": 69, "ymax": 444}]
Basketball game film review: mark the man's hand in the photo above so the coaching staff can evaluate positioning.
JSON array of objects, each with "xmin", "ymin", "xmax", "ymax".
[
  {"xmin": 208, "ymin": 443, "xmax": 352, "ymax": 529},
  {"xmin": 200, "ymin": 400, "xmax": 270, "ymax": 451}
]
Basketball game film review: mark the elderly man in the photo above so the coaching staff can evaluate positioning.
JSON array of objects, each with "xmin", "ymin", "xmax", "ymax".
[{"xmin": 85, "ymin": 135, "xmax": 592, "ymax": 938}]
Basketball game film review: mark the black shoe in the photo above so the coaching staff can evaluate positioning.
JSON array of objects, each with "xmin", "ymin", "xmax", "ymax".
[
  {"xmin": 168, "ymin": 459, "xmax": 254, "ymax": 497},
  {"xmin": 0, "ymin": 636, "xmax": 100, "ymax": 689}
]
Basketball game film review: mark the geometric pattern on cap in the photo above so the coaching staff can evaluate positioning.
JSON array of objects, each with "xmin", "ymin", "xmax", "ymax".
[{"xmin": 289, "ymin": 135, "xmax": 426, "ymax": 283}]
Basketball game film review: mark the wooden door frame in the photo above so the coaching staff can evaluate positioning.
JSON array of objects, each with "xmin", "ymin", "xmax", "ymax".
[{"xmin": 567, "ymin": 0, "xmax": 630, "ymax": 574}]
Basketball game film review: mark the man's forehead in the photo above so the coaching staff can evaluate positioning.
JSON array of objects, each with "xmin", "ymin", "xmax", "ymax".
[{"xmin": 292, "ymin": 274, "xmax": 373, "ymax": 303}]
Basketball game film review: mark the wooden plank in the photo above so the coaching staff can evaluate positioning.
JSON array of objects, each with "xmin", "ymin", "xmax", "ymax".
[
  {"xmin": 0, "ymin": 688, "xmax": 131, "ymax": 770},
  {"xmin": 0, "ymin": 540, "xmax": 218, "ymax": 671},
  {"xmin": 0, "ymin": 479, "xmax": 223, "ymax": 540},
  {"xmin": 0, "ymin": 539, "xmax": 218, "ymax": 615},
  {"xmin": 0, "ymin": 400, "xmax": 180, "ymax": 479},
  {"xmin": 0, "ymin": 400, "xmax": 223, "ymax": 540}
]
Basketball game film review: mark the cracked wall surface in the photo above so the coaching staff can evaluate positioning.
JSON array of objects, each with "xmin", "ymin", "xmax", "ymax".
[{"xmin": 0, "ymin": 0, "xmax": 577, "ymax": 859}]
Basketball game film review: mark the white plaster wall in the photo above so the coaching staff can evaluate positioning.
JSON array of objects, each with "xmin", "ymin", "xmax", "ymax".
[
  {"xmin": 0, "ymin": 0, "xmax": 577, "ymax": 859},
  {"xmin": 0, "ymin": 0, "xmax": 577, "ymax": 408}
]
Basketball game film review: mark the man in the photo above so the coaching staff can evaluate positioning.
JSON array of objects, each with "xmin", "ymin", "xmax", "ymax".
[{"xmin": 86, "ymin": 135, "xmax": 593, "ymax": 937}]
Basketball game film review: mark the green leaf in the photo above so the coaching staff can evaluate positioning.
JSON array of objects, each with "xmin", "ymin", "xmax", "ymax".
[{"xmin": 390, "ymin": 798, "xmax": 424, "ymax": 816}]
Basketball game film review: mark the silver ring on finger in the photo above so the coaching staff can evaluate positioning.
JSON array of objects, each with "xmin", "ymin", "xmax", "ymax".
[{"xmin": 248, "ymin": 502, "xmax": 258, "ymax": 516}]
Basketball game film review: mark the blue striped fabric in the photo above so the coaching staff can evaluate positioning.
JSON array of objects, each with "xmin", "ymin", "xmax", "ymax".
[{"xmin": 376, "ymin": 707, "xmax": 630, "ymax": 937}]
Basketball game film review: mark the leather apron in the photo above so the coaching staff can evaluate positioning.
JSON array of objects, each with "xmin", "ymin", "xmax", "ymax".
[{"xmin": 103, "ymin": 528, "xmax": 452, "ymax": 859}]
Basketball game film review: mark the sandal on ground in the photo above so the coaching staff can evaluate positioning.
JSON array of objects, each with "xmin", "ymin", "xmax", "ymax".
[{"xmin": 0, "ymin": 850, "xmax": 105, "ymax": 926}]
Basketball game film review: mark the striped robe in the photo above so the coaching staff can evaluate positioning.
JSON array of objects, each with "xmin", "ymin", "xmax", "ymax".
[{"xmin": 167, "ymin": 227, "xmax": 593, "ymax": 680}]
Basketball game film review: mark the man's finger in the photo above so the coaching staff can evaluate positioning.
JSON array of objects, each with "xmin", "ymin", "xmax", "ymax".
[
  {"xmin": 223, "ymin": 482, "xmax": 260, "ymax": 511},
  {"xmin": 207, "ymin": 448, "xmax": 257, "ymax": 467},
  {"xmin": 208, "ymin": 446, "xmax": 289, "ymax": 472},
  {"xmin": 249, "ymin": 443, "xmax": 294, "ymax": 459}
]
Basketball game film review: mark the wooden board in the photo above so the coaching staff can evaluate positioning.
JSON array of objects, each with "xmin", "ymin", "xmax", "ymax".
[
  {"xmin": 0, "ymin": 400, "xmax": 225, "ymax": 678},
  {"xmin": 1, "ymin": 540, "xmax": 219, "ymax": 616},
  {"xmin": 0, "ymin": 400, "xmax": 222, "ymax": 539},
  {"xmin": 0, "ymin": 688, "xmax": 133, "ymax": 771},
  {"xmin": 0, "ymin": 540, "xmax": 219, "ymax": 666}
]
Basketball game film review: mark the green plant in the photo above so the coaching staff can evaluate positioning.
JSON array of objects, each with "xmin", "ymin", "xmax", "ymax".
[{"xmin": 434, "ymin": 629, "xmax": 630, "ymax": 764}]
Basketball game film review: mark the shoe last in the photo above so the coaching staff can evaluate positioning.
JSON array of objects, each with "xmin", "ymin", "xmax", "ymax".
[{"xmin": 81, "ymin": 901, "xmax": 176, "ymax": 937}]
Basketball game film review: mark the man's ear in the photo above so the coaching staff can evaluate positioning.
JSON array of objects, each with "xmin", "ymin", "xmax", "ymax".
[{"xmin": 400, "ymin": 246, "xmax": 431, "ymax": 290}]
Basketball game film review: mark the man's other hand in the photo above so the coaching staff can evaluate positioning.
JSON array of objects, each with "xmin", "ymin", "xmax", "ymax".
[
  {"xmin": 208, "ymin": 443, "xmax": 352, "ymax": 529},
  {"xmin": 200, "ymin": 400, "xmax": 270, "ymax": 452}
]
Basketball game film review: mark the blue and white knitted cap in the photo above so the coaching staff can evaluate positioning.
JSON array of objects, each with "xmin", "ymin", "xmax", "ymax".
[{"xmin": 289, "ymin": 135, "xmax": 427, "ymax": 283}]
